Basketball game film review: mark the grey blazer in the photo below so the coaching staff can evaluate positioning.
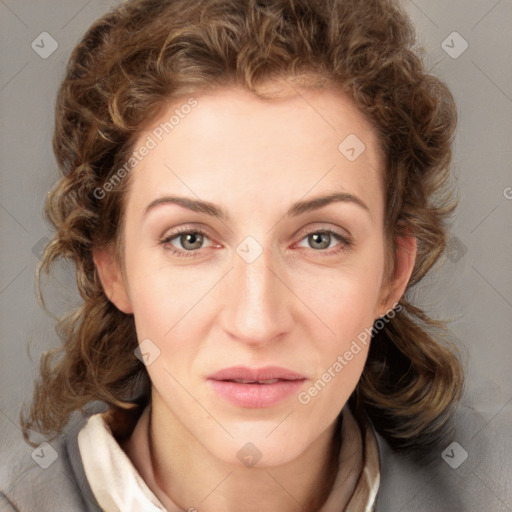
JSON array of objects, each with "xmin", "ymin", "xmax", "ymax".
[{"xmin": 0, "ymin": 412, "xmax": 466, "ymax": 512}]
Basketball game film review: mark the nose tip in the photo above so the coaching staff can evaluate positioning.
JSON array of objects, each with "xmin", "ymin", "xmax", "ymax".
[{"xmin": 220, "ymin": 246, "xmax": 291, "ymax": 347}]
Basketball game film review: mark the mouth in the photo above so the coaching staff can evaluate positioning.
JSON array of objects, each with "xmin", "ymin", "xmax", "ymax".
[
  {"xmin": 224, "ymin": 378, "xmax": 287, "ymax": 384},
  {"xmin": 207, "ymin": 366, "xmax": 306, "ymax": 408},
  {"xmin": 207, "ymin": 365, "xmax": 306, "ymax": 382}
]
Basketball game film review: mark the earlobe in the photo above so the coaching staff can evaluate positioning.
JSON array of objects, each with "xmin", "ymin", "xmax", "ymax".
[
  {"xmin": 93, "ymin": 247, "xmax": 133, "ymax": 314},
  {"xmin": 378, "ymin": 233, "xmax": 417, "ymax": 317}
]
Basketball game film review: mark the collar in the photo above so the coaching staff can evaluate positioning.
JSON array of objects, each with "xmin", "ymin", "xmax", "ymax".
[{"xmin": 78, "ymin": 405, "xmax": 380, "ymax": 511}]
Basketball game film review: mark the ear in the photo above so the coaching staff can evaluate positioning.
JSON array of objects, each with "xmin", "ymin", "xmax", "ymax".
[
  {"xmin": 93, "ymin": 246, "xmax": 133, "ymax": 314},
  {"xmin": 376, "ymin": 231, "xmax": 417, "ymax": 319}
]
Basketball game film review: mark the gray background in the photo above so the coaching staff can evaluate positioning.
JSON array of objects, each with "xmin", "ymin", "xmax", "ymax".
[{"xmin": 1, "ymin": 0, "xmax": 511, "ymax": 510}]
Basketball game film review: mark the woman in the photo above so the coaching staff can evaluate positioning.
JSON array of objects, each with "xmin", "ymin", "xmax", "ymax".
[{"xmin": 3, "ymin": 0, "xmax": 464, "ymax": 510}]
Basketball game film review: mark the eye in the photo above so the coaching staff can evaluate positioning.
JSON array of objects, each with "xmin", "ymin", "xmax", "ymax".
[
  {"xmin": 296, "ymin": 229, "xmax": 353, "ymax": 255},
  {"xmin": 159, "ymin": 227, "xmax": 215, "ymax": 257},
  {"xmin": 159, "ymin": 226, "xmax": 353, "ymax": 258}
]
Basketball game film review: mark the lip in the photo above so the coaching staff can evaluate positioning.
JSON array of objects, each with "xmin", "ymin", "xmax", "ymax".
[
  {"xmin": 208, "ymin": 365, "xmax": 306, "ymax": 382},
  {"xmin": 207, "ymin": 366, "xmax": 306, "ymax": 408}
]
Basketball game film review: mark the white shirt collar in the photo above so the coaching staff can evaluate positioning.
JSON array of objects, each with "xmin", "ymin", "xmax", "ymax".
[{"xmin": 78, "ymin": 406, "xmax": 380, "ymax": 511}]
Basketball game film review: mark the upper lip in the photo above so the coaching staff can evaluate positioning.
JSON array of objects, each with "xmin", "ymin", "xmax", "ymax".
[{"xmin": 208, "ymin": 366, "xmax": 306, "ymax": 382}]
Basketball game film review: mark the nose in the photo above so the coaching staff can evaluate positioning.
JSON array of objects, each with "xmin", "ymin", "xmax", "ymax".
[{"xmin": 219, "ymin": 243, "xmax": 293, "ymax": 347}]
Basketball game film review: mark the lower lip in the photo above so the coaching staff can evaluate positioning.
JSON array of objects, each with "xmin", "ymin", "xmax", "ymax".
[{"xmin": 207, "ymin": 379, "xmax": 305, "ymax": 408}]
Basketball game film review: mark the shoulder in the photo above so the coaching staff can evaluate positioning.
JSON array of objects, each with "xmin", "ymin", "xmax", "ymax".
[
  {"xmin": 373, "ymin": 405, "xmax": 485, "ymax": 511},
  {"xmin": 1, "ymin": 413, "xmax": 101, "ymax": 512}
]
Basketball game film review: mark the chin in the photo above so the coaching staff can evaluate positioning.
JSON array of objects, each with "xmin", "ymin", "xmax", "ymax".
[{"xmin": 199, "ymin": 425, "xmax": 311, "ymax": 468}]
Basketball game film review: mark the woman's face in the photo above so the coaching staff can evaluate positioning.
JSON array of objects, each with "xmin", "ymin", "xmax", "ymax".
[{"xmin": 99, "ymin": 84, "xmax": 403, "ymax": 467}]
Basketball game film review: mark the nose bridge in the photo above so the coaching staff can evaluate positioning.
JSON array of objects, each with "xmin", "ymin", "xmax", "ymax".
[{"xmin": 223, "ymin": 241, "xmax": 289, "ymax": 344}]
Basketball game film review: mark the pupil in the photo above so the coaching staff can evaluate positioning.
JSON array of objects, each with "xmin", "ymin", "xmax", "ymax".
[
  {"xmin": 183, "ymin": 233, "xmax": 202, "ymax": 249},
  {"xmin": 311, "ymin": 232, "xmax": 329, "ymax": 249}
]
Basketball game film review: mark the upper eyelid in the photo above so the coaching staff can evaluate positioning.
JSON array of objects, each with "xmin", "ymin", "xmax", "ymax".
[
  {"xmin": 161, "ymin": 226, "xmax": 213, "ymax": 244},
  {"xmin": 295, "ymin": 224, "xmax": 351, "ymax": 239}
]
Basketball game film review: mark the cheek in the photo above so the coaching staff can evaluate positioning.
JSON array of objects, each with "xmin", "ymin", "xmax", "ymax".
[
  {"xmin": 294, "ymin": 250, "xmax": 384, "ymax": 395},
  {"xmin": 124, "ymin": 246, "xmax": 206, "ymax": 336},
  {"xmin": 296, "ymin": 258, "xmax": 384, "ymax": 337},
  {"xmin": 298, "ymin": 283, "xmax": 373, "ymax": 416}
]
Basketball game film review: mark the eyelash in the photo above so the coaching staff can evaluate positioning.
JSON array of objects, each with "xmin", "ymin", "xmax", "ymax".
[{"xmin": 159, "ymin": 227, "xmax": 353, "ymax": 258}]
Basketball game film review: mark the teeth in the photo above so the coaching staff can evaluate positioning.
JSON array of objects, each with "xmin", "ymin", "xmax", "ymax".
[{"xmin": 231, "ymin": 378, "xmax": 280, "ymax": 384}]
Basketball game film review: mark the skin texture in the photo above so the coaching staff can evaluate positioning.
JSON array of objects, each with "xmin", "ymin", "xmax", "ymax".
[{"xmin": 94, "ymin": 83, "xmax": 417, "ymax": 512}]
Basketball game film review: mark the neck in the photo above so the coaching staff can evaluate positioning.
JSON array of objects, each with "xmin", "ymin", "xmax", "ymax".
[{"xmin": 122, "ymin": 397, "xmax": 360, "ymax": 512}]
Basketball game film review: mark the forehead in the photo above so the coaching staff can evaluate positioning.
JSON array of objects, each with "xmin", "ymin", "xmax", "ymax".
[{"xmin": 125, "ymin": 84, "xmax": 385, "ymax": 222}]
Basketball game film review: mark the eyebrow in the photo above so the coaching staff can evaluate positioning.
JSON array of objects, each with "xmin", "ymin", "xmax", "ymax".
[{"xmin": 143, "ymin": 191, "xmax": 370, "ymax": 220}]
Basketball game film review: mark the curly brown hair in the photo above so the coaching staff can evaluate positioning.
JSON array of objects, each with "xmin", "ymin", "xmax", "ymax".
[{"xmin": 22, "ymin": 0, "xmax": 465, "ymax": 459}]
